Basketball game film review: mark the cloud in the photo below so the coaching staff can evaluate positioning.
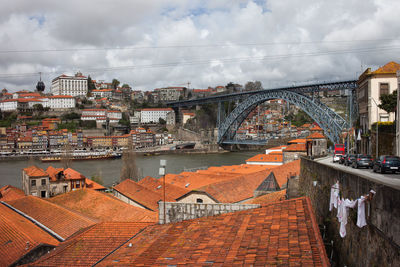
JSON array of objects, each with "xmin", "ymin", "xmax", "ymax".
[{"xmin": 0, "ymin": 0, "xmax": 400, "ymax": 92}]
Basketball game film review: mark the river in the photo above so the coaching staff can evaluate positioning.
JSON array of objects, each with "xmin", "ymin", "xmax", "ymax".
[{"xmin": 0, "ymin": 151, "xmax": 260, "ymax": 188}]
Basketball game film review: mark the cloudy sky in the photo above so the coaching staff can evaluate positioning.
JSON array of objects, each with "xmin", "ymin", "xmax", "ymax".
[{"xmin": 1, "ymin": 0, "xmax": 400, "ymax": 92}]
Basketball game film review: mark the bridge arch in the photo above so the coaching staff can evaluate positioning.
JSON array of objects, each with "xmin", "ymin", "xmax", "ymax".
[{"xmin": 218, "ymin": 90, "xmax": 348, "ymax": 144}]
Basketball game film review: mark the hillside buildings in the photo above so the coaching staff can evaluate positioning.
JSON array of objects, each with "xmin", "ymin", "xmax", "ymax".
[{"xmin": 51, "ymin": 72, "xmax": 88, "ymax": 96}]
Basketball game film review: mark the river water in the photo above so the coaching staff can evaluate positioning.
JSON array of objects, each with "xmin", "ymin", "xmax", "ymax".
[{"xmin": 0, "ymin": 151, "xmax": 259, "ymax": 188}]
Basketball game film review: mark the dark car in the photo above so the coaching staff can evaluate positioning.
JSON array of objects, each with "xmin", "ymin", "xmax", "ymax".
[
  {"xmin": 373, "ymin": 155, "xmax": 400, "ymax": 174},
  {"xmin": 352, "ymin": 154, "xmax": 373, "ymax": 169},
  {"xmin": 344, "ymin": 154, "xmax": 356, "ymax": 166},
  {"xmin": 339, "ymin": 154, "xmax": 348, "ymax": 165}
]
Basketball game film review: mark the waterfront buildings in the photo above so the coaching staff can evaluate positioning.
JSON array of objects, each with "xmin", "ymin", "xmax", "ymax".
[
  {"xmin": 140, "ymin": 108, "xmax": 175, "ymax": 124},
  {"xmin": 51, "ymin": 72, "xmax": 88, "ymax": 96}
]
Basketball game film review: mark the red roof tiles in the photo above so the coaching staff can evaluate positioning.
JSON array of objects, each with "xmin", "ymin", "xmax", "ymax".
[
  {"xmin": 114, "ymin": 179, "xmax": 174, "ymax": 211},
  {"xmin": 48, "ymin": 188, "xmax": 157, "ymax": 222},
  {"xmin": 246, "ymin": 153, "xmax": 283, "ymax": 163},
  {"xmin": 29, "ymin": 222, "xmax": 152, "ymax": 267},
  {"xmin": 307, "ymin": 132, "xmax": 326, "ymax": 139},
  {"xmin": 0, "ymin": 185, "xmax": 25, "ymax": 201},
  {"xmin": 0, "ymin": 204, "xmax": 59, "ymax": 266},
  {"xmin": 23, "ymin": 165, "xmax": 48, "ymax": 177},
  {"xmin": 244, "ymin": 189, "xmax": 287, "ymax": 204},
  {"xmin": 138, "ymin": 176, "xmax": 189, "ymax": 200},
  {"xmin": 7, "ymin": 196, "xmax": 98, "ymax": 239},
  {"xmin": 284, "ymin": 143, "xmax": 307, "ymax": 152},
  {"xmin": 97, "ymin": 197, "xmax": 329, "ymax": 266},
  {"xmin": 372, "ymin": 61, "xmax": 400, "ymax": 74}
]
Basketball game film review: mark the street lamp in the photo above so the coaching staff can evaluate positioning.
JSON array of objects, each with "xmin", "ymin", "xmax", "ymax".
[
  {"xmin": 159, "ymin": 159, "xmax": 166, "ymax": 224},
  {"xmin": 370, "ymin": 97, "xmax": 379, "ymax": 159}
]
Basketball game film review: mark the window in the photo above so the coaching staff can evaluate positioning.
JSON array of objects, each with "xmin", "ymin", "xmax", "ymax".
[
  {"xmin": 196, "ymin": 198, "xmax": 203, "ymax": 203},
  {"xmin": 380, "ymin": 83, "xmax": 389, "ymax": 96},
  {"xmin": 41, "ymin": 179, "xmax": 46, "ymax": 185},
  {"xmin": 31, "ymin": 179, "xmax": 36, "ymax": 186}
]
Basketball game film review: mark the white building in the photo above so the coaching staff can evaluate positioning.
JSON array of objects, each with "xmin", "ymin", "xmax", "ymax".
[
  {"xmin": 92, "ymin": 89, "xmax": 113, "ymax": 98},
  {"xmin": 48, "ymin": 95, "xmax": 76, "ymax": 109},
  {"xmin": 0, "ymin": 99, "xmax": 18, "ymax": 111},
  {"xmin": 107, "ymin": 110, "xmax": 122, "ymax": 120},
  {"xmin": 140, "ymin": 108, "xmax": 174, "ymax": 124},
  {"xmin": 51, "ymin": 72, "xmax": 88, "ymax": 97}
]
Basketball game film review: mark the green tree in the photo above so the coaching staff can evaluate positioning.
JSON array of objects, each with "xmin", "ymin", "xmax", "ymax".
[
  {"xmin": 159, "ymin": 118, "xmax": 166, "ymax": 125},
  {"xmin": 111, "ymin": 79, "xmax": 120, "ymax": 89},
  {"xmin": 33, "ymin": 103, "xmax": 44, "ymax": 112},
  {"xmin": 87, "ymin": 75, "xmax": 96, "ymax": 90},
  {"xmin": 378, "ymin": 90, "xmax": 397, "ymax": 114},
  {"xmin": 121, "ymin": 83, "xmax": 130, "ymax": 88}
]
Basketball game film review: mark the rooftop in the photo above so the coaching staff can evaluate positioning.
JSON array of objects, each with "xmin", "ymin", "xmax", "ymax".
[
  {"xmin": 0, "ymin": 203, "xmax": 59, "ymax": 267},
  {"xmin": 306, "ymin": 132, "xmax": 326, "ymax": 139},
  {"xmin": 113, "ymin": 179, "xmax": 174, "ymax": 211},
  {"xmin": 246, "ymin": 153, "xmax": 283, "ymax": 163},
  {"xmin": 6, "ymin": 196, "xmax": 98, "ymax": 239},
  {"xmin": 138, "ymin": 176, "xmax": 189, "ymax": 200},
  {"xmin": 244, "ymin": 189, "xmax": 287, "ymax": 204},
  {"xmin": 23, "ymin": 165, "xmax": 48, "ymax": 177},
  {"xmin": 97, "ymin": 197, "xmax": 329, "ymax": 266},
  {"xmin": 48, "ymin": 188, "xmax": 157, "ymax": 222},
  {"xmin": 0, "ymin": 185, "xmax": 25, "ymax": 202},
  {"xmin": 371, "ymin": 61, "xmax": 400, "ymax": 74},
  {"xmin": 283, "ymin": 143, "xmax": 307, "ymax": 152},
  {"xmin": 29, "ymin": 222, "xmax": 152, "ymax": 267}
]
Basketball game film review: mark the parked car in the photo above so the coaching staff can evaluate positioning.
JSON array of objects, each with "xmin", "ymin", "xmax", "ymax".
[
  {"xmin": 333, "ymin": 154, "xmax": 342, "ymax": 163},
  {"xmin": 339, "ymin": 154, "xmax": 347, "ymax": 165},
  {"xmin": 344, "ymin": 154, "xmax": 356, "ymax": 166},
  {"xmin": 373, "ymin": 155, "xmax": 400, "ymax": 174},
  {"xmin": 352, "ymin": 154, "xmax": 373, "ymax": 169}
]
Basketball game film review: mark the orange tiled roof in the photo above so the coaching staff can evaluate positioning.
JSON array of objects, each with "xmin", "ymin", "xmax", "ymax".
[
  {"xmin": 63, "ymin": 167, "xmax": 86, "ymax": 180},
  {"xmin": 270, "ymin": 160, "xmax": 301, "ymax": 187},
  {"xmin": 306, "ymin": 132, "xmax": 326, "ymax": 139},
  {"xmin": 246, "ymin": 153, "xmax": 283, "ymax": 163},
  {"xmin": 138, "ymin": 176, "xmax": 189, "ymax": 200},
  {"xmin": 7, "ymin": 196, "xmax": 98, "ymax": 239},
  {"xmin": 372, "ymin": 61, "xmax": 400, "ymax": 74},
  {"xmin": 310, "ymin": 125, "xmax": 322, "ymax": 131},
  {"xmin": 288, "ymin": 138, "xmax": 306, "ymax": 144},
  {"xmin": 85, "ymin": 178, "xmax": 106, "ymax": 191},
  {"xmin": 97, "ymin": 197, "xmax": 329, "ymax": 266},
  {"xmin": 244, "ymin": 189, "xmax": 287, "ymax": 204},
  {"xmin": 0, "ymin": 204, "xmax": 59, "ymax": 267},
  {"xmin": 114, "ymin": 179, "xmax": 174, "ymax": 211},
  {"xmin": 23, "ymin": 165, "xmax": 48, "ymax": 177},
  {"xmin": 0, "ymin": 185, "xmax": 25, "ymax": 202},
  {"xmin": 46, "ymin": 166, "xmax": 64, "ymax": 182},
  {"xmin": 48, "ymin": 188, "xmax": 157, "ymax": 222},
  {"xmin": 197, "ymin": 169, "xmax": 272, "ymax": 203},
  {"xmin": 283, "ymin": 143, "xmax": 307, "ymax": 152},
  {"xmin": 29, "ymin": 222, "xmax": 153, "ymax": 267}
]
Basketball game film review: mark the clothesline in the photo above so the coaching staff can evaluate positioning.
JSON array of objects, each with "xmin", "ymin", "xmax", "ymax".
[{"xmin": 329, "ymin": 181, "xmax": 376, "ymax": 238}]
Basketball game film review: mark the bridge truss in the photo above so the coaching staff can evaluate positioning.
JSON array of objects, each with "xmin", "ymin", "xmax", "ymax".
[{"xmin": 168, "ymin": 80, "xmax": 358, "ymax": 145}]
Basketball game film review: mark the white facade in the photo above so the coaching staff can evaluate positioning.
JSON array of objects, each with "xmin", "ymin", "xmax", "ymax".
[
  {"xmin": 51, "ymin": 72, "xmax": 88, "ymax": 96},
  {"xmin": 92, "ymin": 89, "xmax": 113, "ymax": 98},
  {"xmin": 107, "ymin": 110, "xmax": 122, "ymax": 120},
  {"xmin": 140, "ymin": 108, "xmax": 174, "ymax": 123},
  {"xmin": 48, "ymin": 96, "xmax": 75, "ymax": 109},
  {"xmin": 0, "ymin": 99, "xmax": 18, "ymax": 111}
]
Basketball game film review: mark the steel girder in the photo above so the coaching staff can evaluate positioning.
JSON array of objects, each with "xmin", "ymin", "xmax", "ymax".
[{"xmin": 218, "ymin": 90, "xmax": 348, "ymax": 144}]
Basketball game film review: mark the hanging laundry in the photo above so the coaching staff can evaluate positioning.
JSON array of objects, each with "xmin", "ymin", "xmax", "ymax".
[
  {"xmin": 356, "ymin": 196, "xmax": 367, "ymax": 228},
  {"xmin": 339, "ymin": 198, "xmax": 357, "ymax": 238},
  {"xmin": 329, "ymin": 181, "xmax": 340, "ymax": 211}
]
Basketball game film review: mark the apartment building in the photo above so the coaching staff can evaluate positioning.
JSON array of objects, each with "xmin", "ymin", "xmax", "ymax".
[{"xmin": 51, "ymin": 72, "xmax": 88, "ymax": 96}]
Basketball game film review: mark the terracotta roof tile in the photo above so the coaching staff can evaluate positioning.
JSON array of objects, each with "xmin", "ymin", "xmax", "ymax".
[
  {"xmin": 63, "ymin": 168, "xmax": 86, "ymax": 180},
  {"xmin": 114, "ymin": 179, "xmax": 174, "ymax": 211},
  {"xmin": 0, "ymin": 185, "xmax": 25, "ymax": 201},
  {"xmin": 246, "ymin": 153, "xmax": 283, "ymax": 163},
  {"xmin": 97, "ymin": 197, "xmax": 329, "ymax": 266},
  {"xmin": 0, "ymin": 204, "xmax": 59, "ymax": 267},
  {"xmin": 269, "ymin": 160, "xmax": 301, "ymax": 187},
  {"xmin": 288, "ymin": 138, "xmax": 306, "ymax": 144},
  {"xmin": 283, "ymin": 143, "xmax": 307, "ymax": 152},
  {"xmin": 48, "ymin": 188, "xmax": 157, "ymax": 222},
  {"xmin": 29, "ymin": 222, "xmax": 152, "ymax": 267},
  {"xmin": 138, "ymin": 176, "xmax": 189, "ymax": 200},
  {"xmin": 306, "ymin": 132, "xmax": 326, "ymax": 139},
  {"xmin": 85, "ymin": 178, "xmax": 106, "ymax": 190},
  {"xmin": 7, "ymin": 196, "xmax": 98, "ymax": 239},
  {"xmin": 372, "ymin": 61, "xmax": 400, "ymax": 74},
  {"xmin": 244, "ymin": 189, "xmax": 287, "ymax": 204},
  {"xmin": 45, "ymin": 166, "xmax": 64, "ymax": 182},
  {"xmin": 23, "ymin": 165, "xmax": 48, "ymax": 177}
]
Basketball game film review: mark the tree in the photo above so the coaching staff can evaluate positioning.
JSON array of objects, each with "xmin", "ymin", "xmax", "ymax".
[
  {"xmin": 159, "ymin": 118, "xmax": 166, "ymax": 125},
  {"xmin": 378, "ymin": 90, "xmax": 397, "ymax": 115},
  {"xmin": 121, "ymin": 83, "xmax": 130, "ymax": 88},
  {"xmin": 33, "ymin": 103, "xmax": 44, "ymax": 111},
  {"xmin": 245, "ymin": 81, "xmax": 263, "ymax": 91},
  {"xmin": 87, "ymin": 75, "xmax": 96, "ymax": 90},
  {"xmin": 120, "ymin": 141, "xmax": 140, "ymax": 182},
  {"xmin": 111, "ymin": 79, "xmax": 120, "ymax": 89}
]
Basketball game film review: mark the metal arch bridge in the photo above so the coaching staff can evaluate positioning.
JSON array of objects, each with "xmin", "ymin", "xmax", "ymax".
[{"xmin": 167, "ymin": 80, "xmax": 358, "ymax": 145}]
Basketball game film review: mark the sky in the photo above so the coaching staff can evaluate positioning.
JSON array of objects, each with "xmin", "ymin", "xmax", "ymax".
[{"xmin": 1, "ymin": 0, "xmax": 400, "ymax": 92}]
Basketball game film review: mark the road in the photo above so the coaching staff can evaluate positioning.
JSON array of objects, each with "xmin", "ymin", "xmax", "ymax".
[{"xmin": 315, "ymin": 156, "xmax": 400, "ymax": 190}]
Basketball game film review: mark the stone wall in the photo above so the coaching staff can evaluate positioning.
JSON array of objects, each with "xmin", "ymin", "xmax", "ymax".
[
  {"xmin": 299, "ymin": 157, "xmax": 400, "ymax": 267},
  {"xmin": 159, "ymin": 202, "xmax": 260, "ymax": 224}
]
